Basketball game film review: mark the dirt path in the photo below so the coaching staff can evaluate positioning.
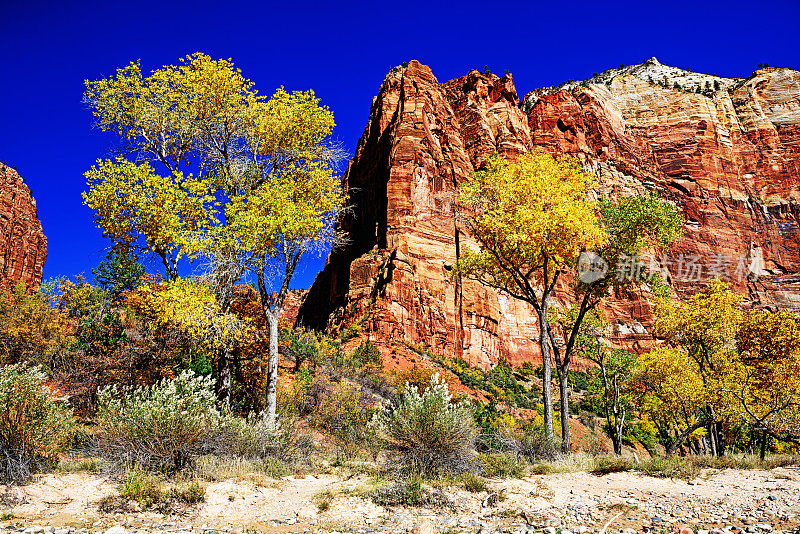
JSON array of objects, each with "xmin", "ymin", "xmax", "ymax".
[{"xmin": 2, "ymin": 467, "xmax": 799, "ymax": 534}]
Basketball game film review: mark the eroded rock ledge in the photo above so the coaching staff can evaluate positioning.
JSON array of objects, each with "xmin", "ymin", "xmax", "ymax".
[{"xmin": 299, "ymin": 59, "xmax": 800, "ymax": 369}]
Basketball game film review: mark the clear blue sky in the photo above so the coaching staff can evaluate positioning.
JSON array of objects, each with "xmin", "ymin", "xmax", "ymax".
[{"xmin": 1, "ymin": 0, "xmax": 798, "ymax": 289}]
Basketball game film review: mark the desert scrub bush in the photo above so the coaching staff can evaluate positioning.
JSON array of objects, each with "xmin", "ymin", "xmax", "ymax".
[
  {"xmin": 57, "ymin": 457, "xmax": 104, "ymax": 473},
  {"xmin": 372, "ymin": 374, "xmax": 479, "ymax": 475},
  {"xmin": 96, "ymin": 370, "xmax": 224, "ymax": 470},
  {"xmin": 0, "ymin": 364, "xmax": 75, "ymax": 484},
  {"xmin": 459, "ymin": 472, "xmax": 488, "ymax": 492},
  {"xmin": 166, "ymin": 480, "xmax": 206, "ymax": 504},
  {"xmin": 97, "ymin": 368, "xmax": 310, "ymax": 469},
  {"xmin": 762, "ymin": 454, "xmax": 800, "ymax": 469},
  {"xmin": 496, "ymin": 420, "xmax": 559, "ymax": 461},
  {"xmin": 370, "ymin": 476, "xmax": 451, "ymax": 508},
  {"xmin": 212, "ymin": 412, "xmax": 313, "ymax": 461},
  {"xmin": 312, "ymin": 379, "xmax": 374, "ymax": 459},
  {"xmin": 480, "ymin": 452, "xmax": 528, "ymax": 478},
  {"xmin": 590, "ymin": 455, "xmax": 634, "ymax": 475},
  {"xmin": 119, "ymin": 467, "xmax": 163, "ymax": 507}
]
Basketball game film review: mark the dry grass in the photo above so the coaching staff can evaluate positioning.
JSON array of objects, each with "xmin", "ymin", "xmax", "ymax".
[
  {"xmin": 192, "ymin": 454, "xmax": 294, "ymax": 486},
  {"xmin": 590, "ymin": 456, "xmax": 634, "ymax": 475}
]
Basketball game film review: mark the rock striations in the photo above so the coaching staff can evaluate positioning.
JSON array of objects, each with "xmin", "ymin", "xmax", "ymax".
[
  {"xmin": 299, "ymin": 59, "xmax": 800, "ymax": 369},
  {"xmin": 0, "ymin": 162, "xmax": 47, "ymax": 290}
]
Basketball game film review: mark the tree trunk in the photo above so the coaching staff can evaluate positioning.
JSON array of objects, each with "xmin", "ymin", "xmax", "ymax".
[
  {"xmin": 666, "ymin": 420, "xmax": 706, "ymax": 455},
  {"xmin": 715, "ymin": 421, "xmax": 726, "ymax": 456},
  {"xmin": 558, "ymin": 369, "xmax": 570, "ymax": 453},
  {"xmin": 708, "ymin": 423, "xmax": 717, "ymax": 457},
  {"xmin": 760, "ymin": 429, "xmax": 768, "ymax": 461},
  {"xmin": 614, "ymin": 420, "xmax": 624, "ymax": 455},
  {"xmin": 265, "ymin": 311, "xmax": 279, "ymax": 425},
  {"xmin": 218, "ymin": 347, "xmax": 235, "ymax": 404},
  {"xmin": 539, "ymin": 309, "xmax": 554, "ymax": 439}
]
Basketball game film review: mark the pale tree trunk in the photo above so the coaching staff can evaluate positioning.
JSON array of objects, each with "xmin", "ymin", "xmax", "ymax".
[
  {"xmin": 264, "ymin": 310, "xmax": 279, "ymax": 425},
  {"xmin": 558, "ymin": 368, "xmax": 570, "ymax": 452},
  {"xmin": 218, "ymin": 347, "xmax": 235, "ymax": 404},
  {"xmin": 538, "ymin": 308, "xmax": 554, "ymax": 439}
]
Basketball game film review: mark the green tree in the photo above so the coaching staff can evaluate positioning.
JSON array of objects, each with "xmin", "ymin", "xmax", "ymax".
[
  {"xmin": 92, "ymin": 249, "xmax": 145, "ymax": 298},
  {"xmin": 587, "ymin": 350, "xmax": 642, "ymax": 455}
]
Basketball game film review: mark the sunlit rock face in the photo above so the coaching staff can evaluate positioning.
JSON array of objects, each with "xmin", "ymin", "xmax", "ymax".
[
  {"xmin": 0, "ymin": 162, "xmax": 46, "ymax": 290},
  {"xmin": 299, "ymin": 60, "xmax": 800, "ymax": 370}
]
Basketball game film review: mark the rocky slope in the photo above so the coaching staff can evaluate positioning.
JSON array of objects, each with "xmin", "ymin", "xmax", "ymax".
[
  {"xmin": 0, "ymin": 162, "xmax": 46, "ymax": 289},
  {"xmin": 299, "ymin": 58, "xmax": 800, "ymax": 369}
]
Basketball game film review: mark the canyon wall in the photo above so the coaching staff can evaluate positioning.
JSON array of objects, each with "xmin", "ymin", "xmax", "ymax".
[
  {"xmin": 299, "ymin": 59, "xmax": 800, "ymax": 369},
  {"xmin": 0, "ymin": 162, "xmax": 47, "ymax": 289}
]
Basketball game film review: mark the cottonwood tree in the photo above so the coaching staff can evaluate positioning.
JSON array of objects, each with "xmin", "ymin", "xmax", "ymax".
[
  {"xmin": 547, "ymin": 192, "xmax": 683, "ymax": 452},
  {"xmin": 455, "ymin": 151, "xmax": 607, "ymax": 438},
  {"xmin": 644, "ymin": 281, "xmax": 800, "ymax": 456},
  {"xmin": 588, "ymin": 348, "xmax": 643, "ymax": 455},
  {"xmin": 646, "ymin": 278, "xmax": 743, "ymax": 455},
  {"xmin": 83, "ymin": 53, "xmax": 346, "ymax": 418},
  {"xmin": 729, "ymin": 309, "xmax": 800, "ymax": 457}
]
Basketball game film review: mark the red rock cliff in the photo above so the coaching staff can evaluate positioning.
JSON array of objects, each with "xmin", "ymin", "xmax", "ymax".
[
  {"xmin": 299, "ymin": 59, "xmax": 800, "ymax": 369},
  {"xmin": 0, "ymin": 162, "xmax": 47, "ymax": 289}
]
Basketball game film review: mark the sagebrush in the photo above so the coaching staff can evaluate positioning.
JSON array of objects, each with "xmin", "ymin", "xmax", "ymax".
[
  {"xmin": 372, "ymin": 374, "xmax": 479, "ymax": 475},
  {"xmin": 96, "ymin": 370, "xmax": 310, "ymax": 470}
]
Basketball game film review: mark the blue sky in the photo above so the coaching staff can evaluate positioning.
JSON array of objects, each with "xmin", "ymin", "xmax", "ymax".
[{"xmin": 1, "ymin": 0, "xmax": 798, "ymax": 289}]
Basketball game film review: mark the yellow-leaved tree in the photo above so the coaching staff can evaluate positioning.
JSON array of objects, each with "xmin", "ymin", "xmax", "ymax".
[
  {"xmin": 731, "ymin": 309, "xmax": 800, "ymax": 455},
  {"xmin": 83, "ymin": 53, "xmax": 346, "ymax": 420},
  {"xmin": 643, "ymin": 278, "xmax": 743, "ymax": 454},
  {"xmin": 455, "ymin": 151, "xmax": 607, "ymax": 438}
]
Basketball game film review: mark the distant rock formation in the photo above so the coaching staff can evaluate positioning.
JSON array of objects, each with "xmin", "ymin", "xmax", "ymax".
[
  {"xmin": 0, "ymin": 162, "xmax": 47, "ymax": 289},
  {"xmin": 299, "ymin": 59, "xmax": 800, "ymax": 369}
]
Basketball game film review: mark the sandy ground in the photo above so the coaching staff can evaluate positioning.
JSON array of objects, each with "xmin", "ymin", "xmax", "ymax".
[{"xmin": 2, "ymin": 467, "xmax": 800, "ymax": 533}]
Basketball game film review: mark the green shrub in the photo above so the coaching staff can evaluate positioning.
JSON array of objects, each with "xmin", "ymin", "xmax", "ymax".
[
  {"xmin": 166, "ymin": 480, "xmax": 206, "ymax": 504},
  {"xmin": 119, "ymin": 468, "xmax": 163, "ymax": 507},
  {"xmin": 312, "ymin": 380, "xmax": 373, "ymax": 458},
  {"xmin": 96, "ymin": 370, "xmax": 222, "ymax": 470},
  {"xmin": 480, "ymin": 452, "xmax": 527, "ymax": 478},
  {"xmin": 590, "ymin": 456, "xmax": 634, "ymax": 475},
  {"xmin": 372, "ymin": 374, "xmax": 479, "ymax": 475},
  {"xmin": 340, "ymin": 324, "xmax": 361, "ymax": 341},
  {"xmin": 119, "ymin": 469, "xmax": 205, "ymax": 507},
  {"xmin": 351, "ymin": 340, "xmax": 382, "ymax": 369},
  {"xmin": 459, "ymin": 472, "xmax": 488, "ymax": 492},
  {"xmin": 370, "ymin": 476, "xmax": 450, "ymax": 507},
  {"xmin": 0, "ymin": 364, "xmax": 75, "ymax": 484}
]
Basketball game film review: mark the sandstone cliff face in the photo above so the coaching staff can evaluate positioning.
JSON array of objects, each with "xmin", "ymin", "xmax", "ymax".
[
  {"xmin": 0, "ymin": 163, "xmax": 47, "ymax": 289},
  {"xmin": 300, "ymin": 59, "xmax": 800, "ymax": 369}
]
